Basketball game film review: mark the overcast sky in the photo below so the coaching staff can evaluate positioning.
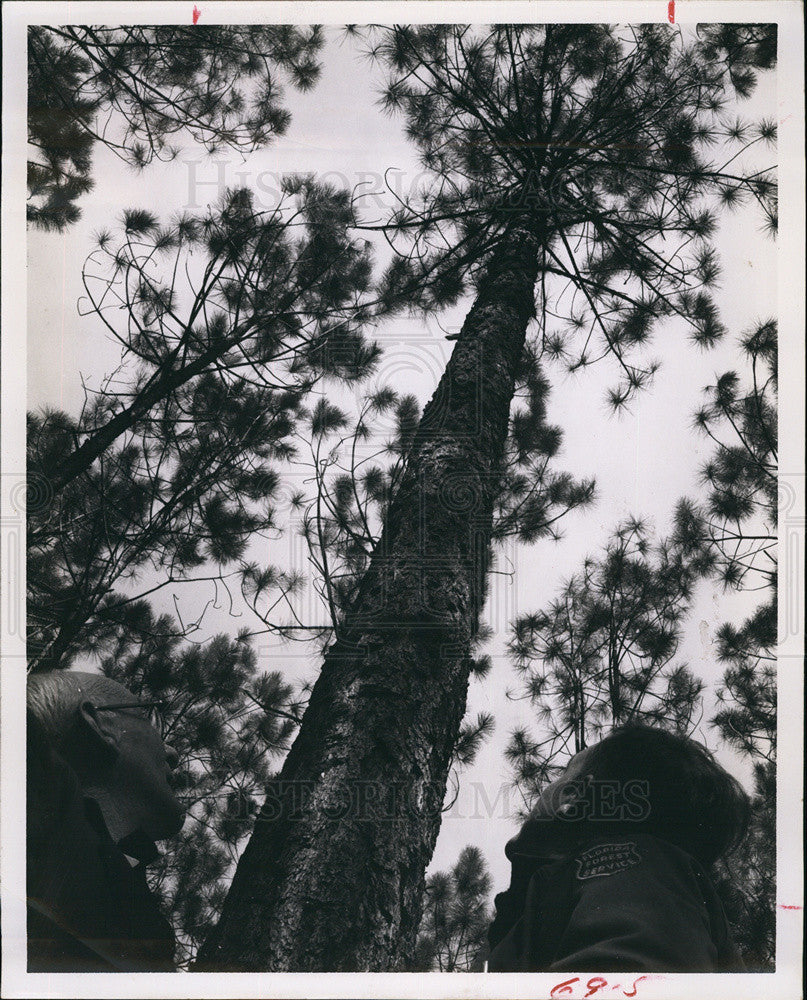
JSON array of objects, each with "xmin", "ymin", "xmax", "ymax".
[{"xmin": 26, "ymin": 25, "xmax": 778, "ymax": 890}]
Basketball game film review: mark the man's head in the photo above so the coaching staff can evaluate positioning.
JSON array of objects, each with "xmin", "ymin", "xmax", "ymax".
[
  {"xmin": 530, "ymin": 724, "xmax": 751, "ymax": 867},
  {"xmin": 28, "ymin": 671, "xmax": 185, "ymax": 842}
]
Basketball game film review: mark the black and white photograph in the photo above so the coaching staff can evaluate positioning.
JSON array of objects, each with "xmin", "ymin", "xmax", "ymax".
[{"xmin": 1, "ymin": 3, "xmax": 804, "ymax": 997}]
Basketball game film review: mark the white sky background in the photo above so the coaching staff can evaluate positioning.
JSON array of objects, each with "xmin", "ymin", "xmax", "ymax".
[{"xmin": 26, "ymin": 25, "xmax": 777, "ymax": 894}]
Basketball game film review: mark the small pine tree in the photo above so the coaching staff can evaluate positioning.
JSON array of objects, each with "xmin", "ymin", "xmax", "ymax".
[
  {"xmin": 411, "ymin": 846, "xmax": 492, "ymax": 972},
  {"xmin": 507, "ymin": 515, "xmax": 709, "ymax": 806}
]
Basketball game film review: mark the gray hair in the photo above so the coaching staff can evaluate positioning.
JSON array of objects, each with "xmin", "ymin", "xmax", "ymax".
[{"xmin": 27, "ymin": 671, "xmax": 133, "ymax": 747}]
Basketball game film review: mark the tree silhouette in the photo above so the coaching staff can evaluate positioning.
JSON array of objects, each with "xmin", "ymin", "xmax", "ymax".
[
  {"xmin": 507, "ymin": 514, "xmax": 709, "ymax": 808},
  {"xmin": 410, "ymin": 846, "xmax": 491, "ymax": 971},
  {"xmin": 25, "ymin": 174, "xmax": 382, "ymax": 959},
  {"xmin": 27, "ymin": 182, "xmax": 381, "ymax": 672},
  {"xmin": 200, "ymin": 24, "xmax": 776, "ymax": 971},
  {"xmin": 692, "ymin": 319, "xmax": 777, "ymax": 598},
  {"xmin": 28, "ymin": 24, "xmax": 323, "ymax": 229},
  {"xmin": 691, "ymin": 321, "xmax": 778, "ymax": 970}
]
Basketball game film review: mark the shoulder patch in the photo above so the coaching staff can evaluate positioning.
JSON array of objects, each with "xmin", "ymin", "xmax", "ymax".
[{"xmin": 575, "ymin": 842, "xmax": 642, "ymax": 880}]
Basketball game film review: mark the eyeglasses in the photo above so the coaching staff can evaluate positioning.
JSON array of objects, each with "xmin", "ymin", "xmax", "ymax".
[{"xmin": 95, "ymin": 700, "xmax": 165, "ymax": 737}]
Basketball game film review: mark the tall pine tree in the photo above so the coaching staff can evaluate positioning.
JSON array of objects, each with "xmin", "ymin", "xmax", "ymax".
[{"xmin": 199, "ymin": 24, "xmax": 776, "ymax": 970}]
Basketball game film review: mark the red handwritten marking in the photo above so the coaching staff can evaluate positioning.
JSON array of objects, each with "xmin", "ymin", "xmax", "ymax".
[
  {"xmin": 192, "ymin": 5, "xmax": 201, "ymax": 24},
  {"xmin": 551, "ymin": 976, "xmax": 647, "ymax": 998},
  {"xmin": 779, "ymin": 904, "xmax": 802, "ymax": 909},
  {"xmin": 668, "ymin": 1, "xmax": 675, "ymax": 23},
  {"xmin": 624, "ymin": 977, "xmax": 647, "ymax": 997}
]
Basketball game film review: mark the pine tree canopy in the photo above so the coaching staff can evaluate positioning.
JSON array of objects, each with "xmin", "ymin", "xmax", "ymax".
[
  {"xmin": 507, "ymin": 515, "xmax": 711, "ymax": 802},
  {"xmin": 27, "ymin": 182, "xmax": 382, "ymax": 672},
  {"xmin": 411, "ymin": 845, "xmax": 492, "ymax": 971},
  {"xmin": 685, "ymin": 319, "xmax": 777, "ymax": 782},
  {"xmin": 28, "ymin": 25, "xmax": 324, "ymax": 229},
  {"xmin": 692, "ymin": 319, "xmax": 777, "ymax": 595},
  {"xmin": 694, "ymin": 322, "xmax": 778, "ymax": 970},
  {"xmin": 362, "ymin": 24, "xmax": 776, "ymax": 404}
]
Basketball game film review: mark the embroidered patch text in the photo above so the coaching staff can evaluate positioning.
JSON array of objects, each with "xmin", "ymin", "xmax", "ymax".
[{"xmin": 575, "ymin": 842, "xmax": 641, "ymax": 880}]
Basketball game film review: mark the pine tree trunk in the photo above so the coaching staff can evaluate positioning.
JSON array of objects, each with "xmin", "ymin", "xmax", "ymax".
[{"xmin": 197, "ymin": 223, "xmax": 543, "ymax": 971}]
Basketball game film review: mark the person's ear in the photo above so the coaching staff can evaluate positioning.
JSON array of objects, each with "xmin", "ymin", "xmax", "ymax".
[{"xmin": 77, "ymin": 701, "xmax": 120, "ymax": 758}]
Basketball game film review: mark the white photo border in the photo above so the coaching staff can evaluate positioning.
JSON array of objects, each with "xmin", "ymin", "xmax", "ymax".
[{"xmin": 2, "ymin": 2, "xmax": 803, "ymax": 997}]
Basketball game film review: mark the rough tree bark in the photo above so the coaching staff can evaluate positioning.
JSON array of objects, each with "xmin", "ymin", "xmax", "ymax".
[{"xmin": 196, "ymin": 221, "xmax": 544, "ymax": 971}]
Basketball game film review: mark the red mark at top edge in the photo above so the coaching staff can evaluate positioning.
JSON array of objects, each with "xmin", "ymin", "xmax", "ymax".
[
  {"xmin": 668, "ymin": 1, "xmax": 675, "ymax": 23},
  {"xmin": 192, "ymin": 5, "xmax": 201, "ymax": 24},
  {"xmin": 779, "ymin": 904, "xmax": 803, "ymax": 910}
]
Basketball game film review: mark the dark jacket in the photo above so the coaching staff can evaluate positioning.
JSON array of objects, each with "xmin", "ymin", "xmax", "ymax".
[
  {"xmin": 487, "ymin": 827, "xmax": 743, "ymax": 973},
  {"xmin": 27, "ymin": 713, "xmax": 176, "ymax": 972}
]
